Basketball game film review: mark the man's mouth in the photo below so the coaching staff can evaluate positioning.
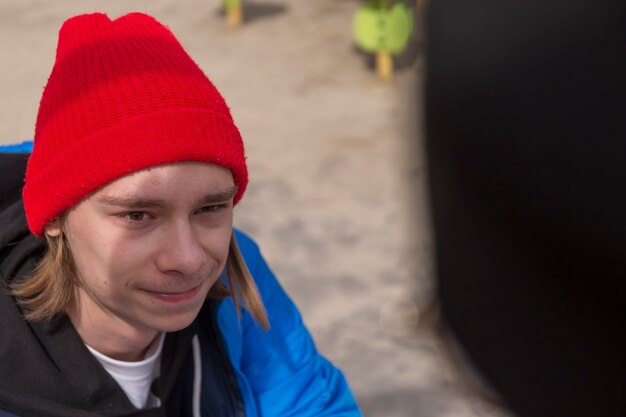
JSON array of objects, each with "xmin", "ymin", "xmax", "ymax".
[{"xmin": 143, "ymin": 283, "xmax": 203, "ymax": 303}]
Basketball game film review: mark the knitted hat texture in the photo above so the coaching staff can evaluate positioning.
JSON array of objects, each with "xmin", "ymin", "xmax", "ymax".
[{"xmin": 23, "ymin": 12, "xmax": 247, "ymax": 236}]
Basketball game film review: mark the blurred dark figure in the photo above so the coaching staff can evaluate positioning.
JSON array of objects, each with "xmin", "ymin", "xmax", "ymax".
[{"xmin": 425, "ymin": 2, "xmax": 626, "ymax": 417}]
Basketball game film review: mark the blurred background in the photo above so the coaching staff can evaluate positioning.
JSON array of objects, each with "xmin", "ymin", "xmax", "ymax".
[{"xmin": 0, "ymin": 1, "xmax": 514, "ymax": 416}]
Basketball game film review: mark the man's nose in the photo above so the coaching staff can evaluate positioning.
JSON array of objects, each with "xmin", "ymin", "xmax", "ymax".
[{"xmin": 155, "ymin": 221, "xmax": 207, "ymax": 276}]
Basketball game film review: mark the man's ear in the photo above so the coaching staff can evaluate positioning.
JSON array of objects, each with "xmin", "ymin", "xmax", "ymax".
[{"xmin": 44, "ymin": 218, "xmax": 62, "ymax": 237}]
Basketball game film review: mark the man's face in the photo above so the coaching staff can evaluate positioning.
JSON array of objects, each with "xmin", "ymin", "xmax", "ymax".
[{"xmin": 62, "ymin": 162, "xmax": 235, "ymax": 340}]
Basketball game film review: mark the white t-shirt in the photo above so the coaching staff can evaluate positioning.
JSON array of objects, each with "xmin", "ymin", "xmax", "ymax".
[{"xmin": 86, "ymin": 333, "xmax": 165, "ymax": 409}]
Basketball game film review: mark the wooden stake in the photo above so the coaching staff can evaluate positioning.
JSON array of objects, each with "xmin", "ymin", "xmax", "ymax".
[
  {"xmin": 226, "ymin": 4, "xmax": 243, "ymax": 29},
  {"xmin": 375, "ymin": 0, "xmax": 393, "ymax": 81},
  {"xmin": 376, "ymin": 50, "xmax": 393, "ymax": 81}
]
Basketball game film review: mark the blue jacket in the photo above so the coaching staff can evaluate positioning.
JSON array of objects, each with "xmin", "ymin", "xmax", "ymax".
[
  {"xmin": 217, "ymin": 231, "xmax": 360, "ymax": 417},
  {"xmin": 0, "ymin": 146, "xmax": 361, "ymax": 417},
  {"xmin": 218, "ymin": 230, "xmax": 360, "ymax": 416},
  {"xmin": 0, "ymin": 140, "xmax": 33, "ymax": 153}
]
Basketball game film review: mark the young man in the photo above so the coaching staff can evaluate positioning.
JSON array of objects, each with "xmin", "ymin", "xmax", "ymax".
[{"xmin": 0, "ymin": 12, "xmax": 361, "ymax": 417}]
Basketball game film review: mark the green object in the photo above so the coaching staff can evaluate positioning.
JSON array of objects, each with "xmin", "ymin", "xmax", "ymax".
[
  {"xmin": 353, "ymin": 2, "xmax": 413, "ymax": 54},
  {"xmin": 223, "ymin": 0, "xmax": 241, "ymax": 7}
]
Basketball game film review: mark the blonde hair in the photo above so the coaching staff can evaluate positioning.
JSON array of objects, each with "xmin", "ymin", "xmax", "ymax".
[{"xmin": 12, "ymin": 229, "xmax": 269, "ymax": 330}]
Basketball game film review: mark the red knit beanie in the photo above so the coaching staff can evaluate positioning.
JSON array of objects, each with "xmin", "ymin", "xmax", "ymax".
[{"xmin": 23, "ymin": 12, "xmax": 247, "ymax": 237}]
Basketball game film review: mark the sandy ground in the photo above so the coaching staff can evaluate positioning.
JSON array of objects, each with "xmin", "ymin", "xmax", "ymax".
[{"xmin": 0, "ymin": 1, "xmax": 512, "ymax": 416}]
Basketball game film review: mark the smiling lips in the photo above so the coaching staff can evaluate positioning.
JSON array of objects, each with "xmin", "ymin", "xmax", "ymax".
[{"xmin": 143, "ymin": 284, "xmax": 203, "ymax": 303}]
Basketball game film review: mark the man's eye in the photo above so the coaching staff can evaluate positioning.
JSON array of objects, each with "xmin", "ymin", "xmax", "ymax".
[
  {"xmin": 197, "ymin": 204, "xmax": 226, "ymax": 214},
  {"xmin": 124, "ymin": 211, "xmax": 148, "ymax": 222}
]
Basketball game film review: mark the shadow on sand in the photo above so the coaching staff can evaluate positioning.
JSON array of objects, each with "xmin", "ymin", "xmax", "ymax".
[
  {"xmin": 216, "ymin": 1, "xmax": 288, "ymax": 25},
  {"xmin": 357, "ymin": 388, "xmax": 451, "ymax": 417}
]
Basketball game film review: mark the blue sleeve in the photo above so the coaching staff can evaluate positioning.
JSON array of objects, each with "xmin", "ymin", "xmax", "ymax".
[
  {"xmin": 234, "ymin": 230, "xmax": 362, "ymax": 417},
  {"xmin": 0, "ymin": 141, "xmax": 33, "ymax": 153}
]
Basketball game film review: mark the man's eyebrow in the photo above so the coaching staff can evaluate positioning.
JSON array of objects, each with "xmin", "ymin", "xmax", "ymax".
[
  {"xmin": 95, "ymin": 195, "xmax": 166, "ymax": 209},
  {"xmin": 95, "ymin": 185, "xmax": 238, "ymax": 209},
  {"xmin": 197, "ymin": 185, "xmax": 238, "ymax": 205}
]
